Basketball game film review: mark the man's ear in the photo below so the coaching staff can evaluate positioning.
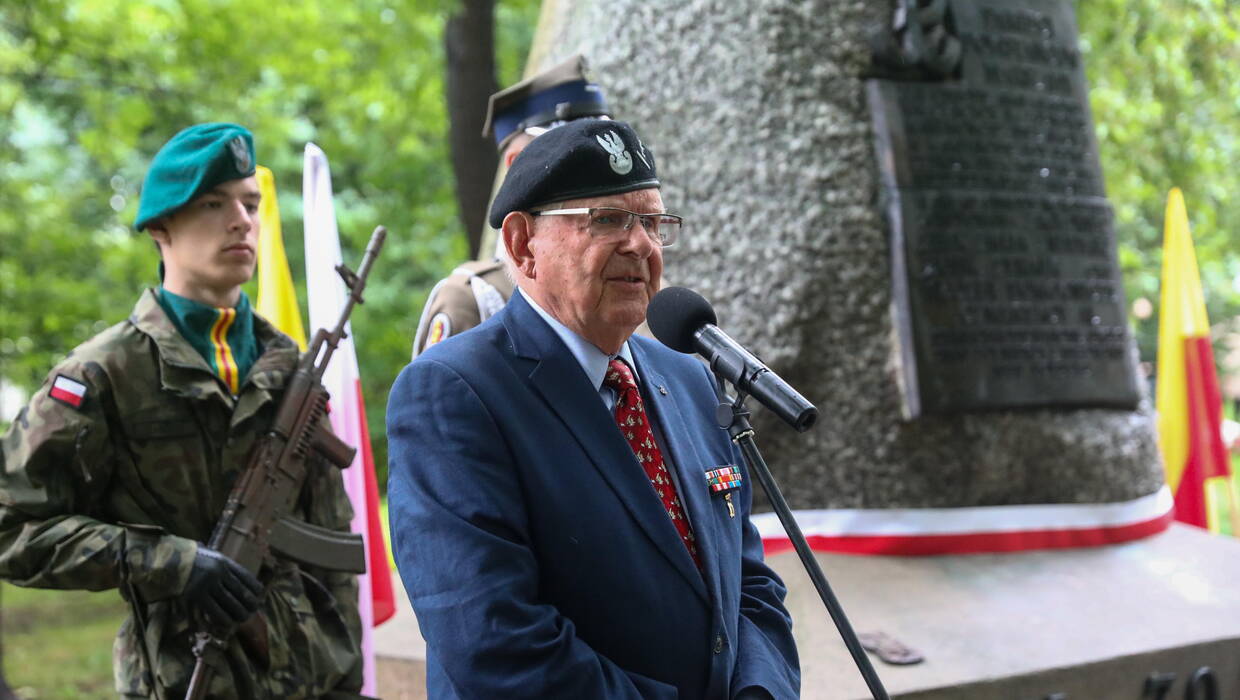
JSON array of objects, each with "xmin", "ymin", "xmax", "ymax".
[
  {"xmin": 502, "ymin": 212, "xmax": 536, "ymax": 279},
  {"xmin": 502, "ymin": 133, "xmax": 532, "ymax": 168},
  {"xmin": 146, "ymin": 219, "xmax": 171, "ymax": 251}
]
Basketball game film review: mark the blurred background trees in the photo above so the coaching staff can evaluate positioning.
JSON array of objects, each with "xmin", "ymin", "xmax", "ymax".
[
  {"xmin": 1, "ymin": 0, "xmax": 1238, "ymax": 484},
  {"xmin": 1079, "ymin": 0, "xmax": 1240, "ymax": 388}
]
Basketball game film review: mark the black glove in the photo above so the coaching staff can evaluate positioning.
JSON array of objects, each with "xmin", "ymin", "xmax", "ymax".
[
  {"xmin": 184, "ymin": 546, "xmax": 263, "ymax": 625},
  {"xmin": 734, "ymin": 688, "xmax": 775, "ymax": 700}
]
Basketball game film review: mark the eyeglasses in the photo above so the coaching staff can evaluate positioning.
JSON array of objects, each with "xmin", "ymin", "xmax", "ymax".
[{"xmin": 531, "ymin": 207, "xmax": 682, "ymax": 247}]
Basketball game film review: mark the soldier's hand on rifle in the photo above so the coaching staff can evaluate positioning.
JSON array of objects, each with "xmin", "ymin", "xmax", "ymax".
[{"xmin": 184, "ymin": 545, "xmax": 264, "ymax": 625}]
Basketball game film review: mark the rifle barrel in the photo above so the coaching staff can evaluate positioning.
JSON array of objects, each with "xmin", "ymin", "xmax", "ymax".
[{"xmin": 312, "ymin": 226, "xmax": 387, "ymax": 381}]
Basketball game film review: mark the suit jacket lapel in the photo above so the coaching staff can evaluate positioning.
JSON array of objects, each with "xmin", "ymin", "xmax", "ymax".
[
  {"xmin": 504, "ymin": 293, "xmax": 709, "ymax": 601},
  {"xmin": 632, "ymin": 340, "xmax": 722, "ymax": 607}
]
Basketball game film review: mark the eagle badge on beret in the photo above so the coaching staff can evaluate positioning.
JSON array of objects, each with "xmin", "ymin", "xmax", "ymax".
[
  {"xmin": 596, "ymin": 131, "xmax": 633, "ymax": 175},
  {"xmin": 229, "ymin": 136, "xmax": 251, "ymax": 172}
]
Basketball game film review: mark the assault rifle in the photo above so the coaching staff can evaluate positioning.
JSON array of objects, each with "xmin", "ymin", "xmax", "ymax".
[{"xmin": 184, "ymin": 226, "xmax": 387, "ymax": 700}]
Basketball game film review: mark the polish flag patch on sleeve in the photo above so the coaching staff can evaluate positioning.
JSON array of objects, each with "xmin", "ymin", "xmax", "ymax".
[{"xmin": 50, "ymin": 374, "xmax": 87, "ymax": 409}]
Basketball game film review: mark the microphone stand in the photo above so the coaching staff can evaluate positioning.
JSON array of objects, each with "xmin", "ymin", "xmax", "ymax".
[{"xmin": 714, "ymin": 378, "xmax": 891, "ymax": 700}]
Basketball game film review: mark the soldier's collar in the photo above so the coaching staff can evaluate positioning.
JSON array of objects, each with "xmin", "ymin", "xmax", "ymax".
[
  {"xmin": 246, "ymin": 313, "xmax": 299, "ymax": 386},
  {"xmin": 130, "ymin": 288, "xmax": 208, "ymax": 371},
  {"xmin": 132, "ymin": 289, "xmax": 299, "ymax": 398}
]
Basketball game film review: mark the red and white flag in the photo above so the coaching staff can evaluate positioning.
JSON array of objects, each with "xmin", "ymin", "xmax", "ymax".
[
  {"xmin": 50, "ymin": 375, "xmax": 87, "ymax": 408},
  {"xmin": 303, "ymin": 142, "xmax": 397, "ymax": 694}
]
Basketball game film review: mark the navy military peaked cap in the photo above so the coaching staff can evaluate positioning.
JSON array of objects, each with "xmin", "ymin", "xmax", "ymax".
[
  {"xmin": 488, "ymin": 119, "xmax": 658, "ymax": 229},
  {"xmin": 482, "ymin": 54, "xmax": 611, "ymax": 151},
  {"xmin": 134, "ymin": 122, "xmax": 256, "ymax": 231}
]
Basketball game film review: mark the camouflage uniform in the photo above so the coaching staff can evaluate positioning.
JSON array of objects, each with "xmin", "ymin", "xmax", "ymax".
[{"xmin": 0, "ymin": 289, "xmax": 363, "ymax": 699}]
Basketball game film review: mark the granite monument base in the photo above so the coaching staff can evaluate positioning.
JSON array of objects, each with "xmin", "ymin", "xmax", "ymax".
[{"xmin": 781, "ymin": 523, "xmax": 1240, "ymax": 699}]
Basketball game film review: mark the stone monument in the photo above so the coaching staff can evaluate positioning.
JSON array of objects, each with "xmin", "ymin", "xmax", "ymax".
[{"xmin": 524, "ymin": 0, "xmax": 1163, "ymax": 513}]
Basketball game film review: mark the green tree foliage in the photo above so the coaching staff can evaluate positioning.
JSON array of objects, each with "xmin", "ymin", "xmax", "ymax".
[
  {"xmin": 1078, "ymin": 0, "xmax": 1240, "ymax": 367},
  {"xmin": 0, "ymin": 0, "xmax": 539, "ymax": 478}
]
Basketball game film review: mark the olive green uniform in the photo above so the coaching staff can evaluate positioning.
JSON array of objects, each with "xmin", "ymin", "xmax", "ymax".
[
  {"xmin": 411, "ymin": 259, "xmax": 513, "ymax": 358},
  {"xmin": 0, "ymin": 290, "xmax": 363, "ymax": 699}
]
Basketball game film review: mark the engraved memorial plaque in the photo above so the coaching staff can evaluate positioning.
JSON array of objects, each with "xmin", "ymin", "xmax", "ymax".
[{"xmin": 869, "ymin": 0, "xmax": 1140, "ymax": 416}]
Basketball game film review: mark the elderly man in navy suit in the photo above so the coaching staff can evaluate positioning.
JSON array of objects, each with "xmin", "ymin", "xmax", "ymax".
[{"xmin": 387, "ymin": 119, "xmax": 800, "ymax": 699}]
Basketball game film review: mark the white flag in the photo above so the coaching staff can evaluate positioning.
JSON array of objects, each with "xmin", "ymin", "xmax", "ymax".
[{"xmin": 303, "ymin": 142, "xmax": 378, "ymax": 694}]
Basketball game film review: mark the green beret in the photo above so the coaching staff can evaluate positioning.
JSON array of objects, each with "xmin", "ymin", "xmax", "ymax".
[{"xmin": 134, "ymin": 122, "xmax": 256, "ymax": 231}]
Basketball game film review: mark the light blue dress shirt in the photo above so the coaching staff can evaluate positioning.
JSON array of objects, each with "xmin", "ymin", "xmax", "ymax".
[
  {"xmin": 520, "ymin": 288, "xmax": 637, "ymax": 412},
  {"xmin": 519, "ymin": 288, "xmax": 695, "ymax": 524}
]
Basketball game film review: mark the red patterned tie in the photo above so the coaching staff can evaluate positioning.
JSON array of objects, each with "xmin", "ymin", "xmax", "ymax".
[{"xmin": 603, "ymin": 358, "xmax": 701, "ymax": 569}]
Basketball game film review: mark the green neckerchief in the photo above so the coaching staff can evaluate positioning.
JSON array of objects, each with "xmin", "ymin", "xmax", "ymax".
[{"xmin": 156, "ymin": 287, "xmax": 261, "ymax": 395}]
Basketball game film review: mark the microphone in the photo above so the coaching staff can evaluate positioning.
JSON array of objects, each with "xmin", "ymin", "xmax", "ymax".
[{"xmin": 647, "ymin": 287, "xmax": 818, "ymax": 432}]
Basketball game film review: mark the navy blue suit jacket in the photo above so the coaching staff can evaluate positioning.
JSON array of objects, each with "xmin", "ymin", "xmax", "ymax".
[{"xmin": 387, "ymin": 291, "xmax": 799, "ymax": 699}]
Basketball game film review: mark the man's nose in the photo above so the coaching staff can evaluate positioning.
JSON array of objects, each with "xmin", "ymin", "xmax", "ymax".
[
  {"xmin": 619, "ymin": 217, "xmax": 657, "ymax": 256},
  {"xmin": 227, "ymin": 200, "xmax": 254, "ymax": 233}
]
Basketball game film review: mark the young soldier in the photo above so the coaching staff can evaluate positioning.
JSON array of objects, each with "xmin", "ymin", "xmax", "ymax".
[
  {"xmin": 411, "ymin": 54, "xmax": 612, "ymax": 357},
  {"xmin": 0, "ymin": 123, "xmax": 365, "ymax": 699}
]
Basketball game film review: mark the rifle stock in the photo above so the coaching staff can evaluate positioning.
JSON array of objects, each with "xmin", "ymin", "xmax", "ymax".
[{"xmin": 184, "ymin": 226, "xmax": 386, "ymax": 700}]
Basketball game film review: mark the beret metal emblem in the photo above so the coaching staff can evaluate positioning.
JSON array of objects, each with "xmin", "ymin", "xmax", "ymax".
[
  {"xmin": 228, "ymin": 136, "xmax": 251, "ymax": 172},
  {"xmin": 635, "ymin": 138, "xmax": 651, "ymax": 169},
  {"xmin": 596, "ymin": 131, "xmax": 633, "ymax": 175}
]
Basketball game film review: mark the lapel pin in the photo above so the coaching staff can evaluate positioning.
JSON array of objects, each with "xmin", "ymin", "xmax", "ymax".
[{"xmin": 657, "ymin": 385, "xmax": 667, "ymax": 395}]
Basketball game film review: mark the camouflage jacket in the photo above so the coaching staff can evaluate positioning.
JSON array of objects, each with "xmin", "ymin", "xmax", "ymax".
[{"xmin": 0, "ymin": 289, "xmax": 363, "ymax": 698}]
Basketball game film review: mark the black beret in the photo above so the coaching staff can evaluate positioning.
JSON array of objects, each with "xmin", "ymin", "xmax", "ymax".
[{"xmin": 488, "ymin": 119, "xmax": 658, "ymax": 228}]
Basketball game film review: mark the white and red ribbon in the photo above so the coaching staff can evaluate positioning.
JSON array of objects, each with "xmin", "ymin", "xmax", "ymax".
[{"xmin": 754, "ymin": 486, "xmax": 1174, "ymax": 556}]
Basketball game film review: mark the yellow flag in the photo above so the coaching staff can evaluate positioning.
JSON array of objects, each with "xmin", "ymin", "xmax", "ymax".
[
  {"xmin": 1155, "ymin": 188, "xmax": 1206, "ymax": 494},
  {"xmin": 1155, "ymin": 187, "xmax": 1238, "ymax": 535},
  {"xmin": 255, "ymin": 166, "xmax": 308, "ymax": 350}
]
